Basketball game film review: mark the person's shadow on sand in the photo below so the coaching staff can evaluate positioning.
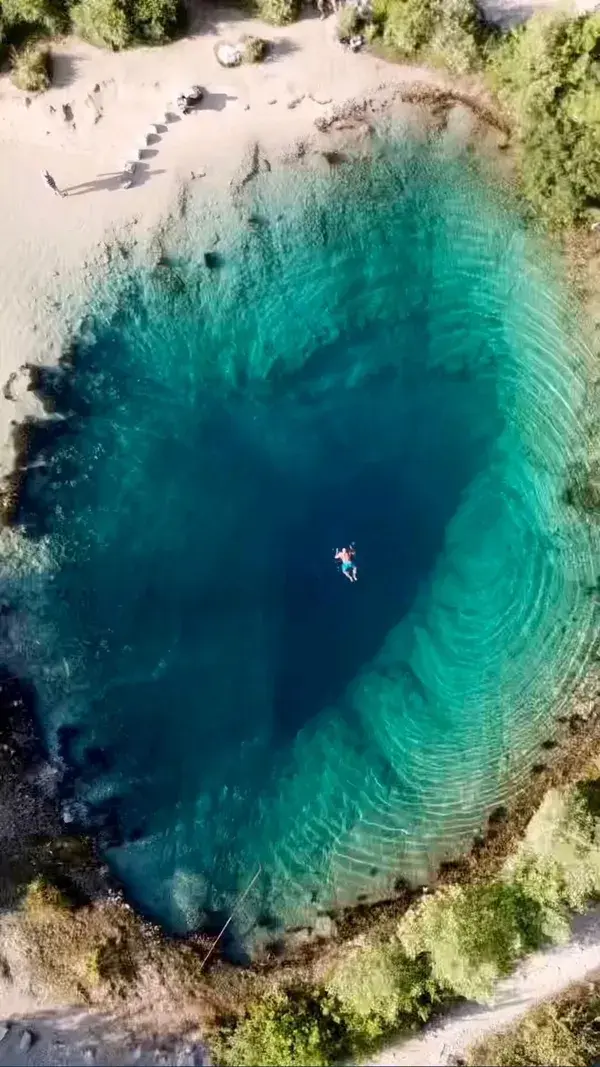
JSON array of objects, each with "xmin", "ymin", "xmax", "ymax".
[
  {"xmin": 199, "ymin": 91, "xmax": 238, "ymax": 112},
  {"xmin": 64, "ymin": 163, "xmax": 165, "ymax": 195}
]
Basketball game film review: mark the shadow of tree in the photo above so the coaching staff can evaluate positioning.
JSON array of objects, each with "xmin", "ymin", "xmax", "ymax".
[
  {"xmin": 51, "ymin": 52, "xmax": 83, "ymax": 89},
  {"xmin": 269, "ymin": 36, "xmax": 302, "ymax": 60},
  {"xmin": 185, "ymin": 3, "xmax": 249, "ymax": 36}
]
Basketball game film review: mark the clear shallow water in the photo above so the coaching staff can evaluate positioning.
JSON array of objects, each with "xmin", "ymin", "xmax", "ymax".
[{"xmin": 10, "ymin": 132, "xmax": 600, "ymax": 940}]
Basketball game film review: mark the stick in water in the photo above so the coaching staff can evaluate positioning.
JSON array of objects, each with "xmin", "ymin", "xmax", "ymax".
[{"xmin": 200, "ymin": 865, "xmax": 262, "ymax": 971}]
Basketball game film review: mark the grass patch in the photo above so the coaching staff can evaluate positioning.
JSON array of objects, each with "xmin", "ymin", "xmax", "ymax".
[
  {"xmin": 14, "ymin": 875, "xmax": 236, "ymax": 1019},
  {"xmin": 241, "ymin": 34, "xmax": 268, "ymax": 62},
  {"xmin": 504, "ymin": 785, "xmax": 600, "ymax": 917},
  {"xmin": 10, "ymin": 39, "xmax": 51, "ymax": 90},
  {"xmin": 467, "ymin": 984, "xmax": 600, "ymax": 1065},
  {"xmin": 254, "ymin": 0, "xmax": 299, "ymax": 26}
]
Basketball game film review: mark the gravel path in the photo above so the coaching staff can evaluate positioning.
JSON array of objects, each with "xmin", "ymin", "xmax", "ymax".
[
  {"xmin": 0, "ymin": 1010, "xmax": 206, "ymax": 1067},
  {"xmin": 367, "ymin": 907, "xmax": 600, "ymax": 1067}
]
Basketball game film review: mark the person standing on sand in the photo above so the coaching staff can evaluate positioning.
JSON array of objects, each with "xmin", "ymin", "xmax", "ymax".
[{"xmin": 41, "ymin": 169, "xmax": 66, "ymax": 198}]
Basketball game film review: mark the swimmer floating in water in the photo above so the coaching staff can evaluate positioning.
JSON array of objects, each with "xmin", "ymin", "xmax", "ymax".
[{"xmin": 334, "ymin": 544, "xmax": 358, "ymax": 583}]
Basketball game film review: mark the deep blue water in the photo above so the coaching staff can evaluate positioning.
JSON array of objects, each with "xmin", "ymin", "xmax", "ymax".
[{"xmin": 9, "ymin": 133, "xmax": 599, "ymax": 940}]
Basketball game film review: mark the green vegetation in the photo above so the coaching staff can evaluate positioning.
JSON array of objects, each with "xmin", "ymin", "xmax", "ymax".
[
  {"xmin": 367, "ymin": 2, "xmax": 600, "ymax": 227},
  {"xmin": 370, "ymin": 0, "xmax": 489, "ymax": 74},
  {"xmin": 255, "ymin": 0, "xmax": 299, "ymax": 26},
  {"xmin": 336, "ymin": 3, "xmax": 361, "ymax": 41},
  {"xmin": 0, "ymin": 0, "xmax": 179, "ymax": 72},
  {"xmin": 210, "ymin": 780, "xmax": 600, "ymax": 1065},
  {"xmin": 488, "ymin": 12, "xmax": 600, "ymax": 227},
  {"xmin": 467, "ymin": 984, "xmax": 600, "ymax": 1066},
  {"xmin": 324, "ymin": 943, "xmax": 438, "ymax": 1039},
  {"xmin": 2, "ymin": 0, "xmax": 66, "ymax": 33},
  {"xmin": 398, "ymin": 882, "xmax": 554, "ymax": 1001},
  {"xmin": 69, "ymin": 0, "xmax": 130, "ymax": 49},
  {"xmin": 506, "ymin": 786, "xmax": 600, "ymax": 916},
  {"xmin": 10, "ymin": 38, "xmax": 52, "ymax": 89},
  {"xmin": 217, "ymin": 990, "xmax": 351, "ymax": 1067},
  {"xmin": 15, "ymin": 875, "xmax": 220, "ymax": 1010},
  {"xmin": 241, "ymin": 33, "xmax": 268, "ymax": 62}
]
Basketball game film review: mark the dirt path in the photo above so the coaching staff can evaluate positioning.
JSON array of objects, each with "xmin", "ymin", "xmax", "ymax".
[
  {"xmin": 367, "ymin": 907, "xmax": 600, "ymax": 1066},
  {"xmin": 0, "ymin": 1009, "xmax": 206, "ymax": 1066}
]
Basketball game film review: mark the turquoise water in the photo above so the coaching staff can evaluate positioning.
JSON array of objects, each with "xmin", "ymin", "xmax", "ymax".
[{"xmin": 10, "ymin": 131, "xmax": 599, "ymax": 941}]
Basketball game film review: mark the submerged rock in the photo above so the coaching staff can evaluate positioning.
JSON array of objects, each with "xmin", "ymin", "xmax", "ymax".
[
  {"xmin": 19, "ymin": 1030, "xmax": 34, "ymax": 1053},
  {"xmin": 204, "ymin": 251, "xmax": 223, "ymax": 270}
]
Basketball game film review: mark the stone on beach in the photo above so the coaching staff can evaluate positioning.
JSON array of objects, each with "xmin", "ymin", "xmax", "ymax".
[
  {"xmin": 214, "ymin": 41, "xmax": 242, "ymax": 68},
  {"xmin": 176, "ymin": 85, "xmax": 204, "ymax": 114}
]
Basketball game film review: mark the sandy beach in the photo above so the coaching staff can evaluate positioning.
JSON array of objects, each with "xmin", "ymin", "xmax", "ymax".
[{"xmin": 0, "ymin": 0, "xmax": 596, "ymax": 487}]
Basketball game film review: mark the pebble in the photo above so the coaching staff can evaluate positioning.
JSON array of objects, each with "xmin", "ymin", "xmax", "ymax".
[{"xmin": 19, "ymin": 1030, "xmax": 33, "ymax": 1053}]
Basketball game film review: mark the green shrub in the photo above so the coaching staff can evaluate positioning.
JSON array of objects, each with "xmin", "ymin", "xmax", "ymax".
[
  {"xmin": 336, "ymin": 3, "xmax": 361, "ymax": 41},
  {"xmin": 488, "ymin": 12, "xmax": 600, "ymax": 226},
  {"xmin": 427, "ymin": 0, "xmax": 484, "ymax": 72},
  {"xmin": 216, "ymin": 989, "xmax": 349, "ymax": 1067},
  {"xmin": 255, "ymin": 0, "xmax": 299, "ymax": 26},
  {"xmin": 467, "ymin": 993, "xmax": 600, "ymax": 1066},
  {"xmin": 2, "ymin": 0, "xmax": 67, "ymax": 31},
  {"xmin": 505, "ymin": 786, "xmax": 600, "ymax": 915},
  {"xmin": 398, "ymin": 882, "xmax": 552, "ymax": 1001},
  {"xmin": 70, "ymin": 0, "xmax": 131, "ymax": 48},
  {"xmin": 130, "ymin": 0, "xmax": 177, "ymax": 42},
  {"xmin": 373, "ymin": 0, "xmax": 485, "ymax": 70},
  {"xmin": 241, "ymin": 33, "xmax": 268, "ymax": 62},
  {"xmin": 10, "ymin": 40, "xmax": 52, "ymax": 90},
  {"xmin": 324, "ymin": 943, "xmax": 438, "ymax": 1042},
  {"xmin": 380, "ymin": 0, "xmax": 437, "ymax": 56},
  {"xmin": 24, "ymin": 877, "xmax": 70, "ymax": 918}
]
